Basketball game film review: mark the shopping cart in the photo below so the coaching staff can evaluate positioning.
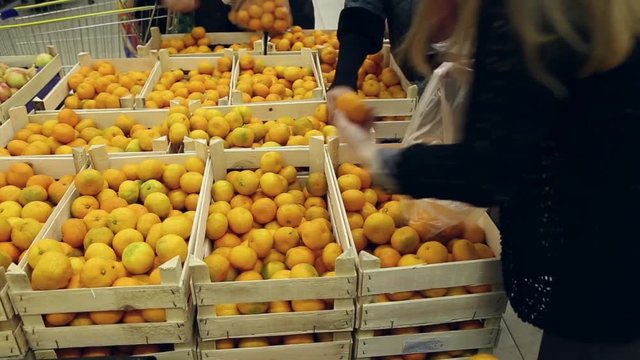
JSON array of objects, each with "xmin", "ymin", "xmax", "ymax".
[{"xmin": 0, "ymin": 0, "xmax": 169, "ymax": 71}]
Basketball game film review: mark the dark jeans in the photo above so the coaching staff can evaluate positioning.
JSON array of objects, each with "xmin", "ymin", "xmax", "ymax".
[
  {"xmin": 539, "ymin": 333, "xmax": 640, "ymax": 360},
  {"xmin": 195, "ymin": 0, "xmax": 315, "ymax": 32}
]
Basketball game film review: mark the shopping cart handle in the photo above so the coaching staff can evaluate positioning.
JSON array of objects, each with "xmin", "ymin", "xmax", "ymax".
[{"xmin": 1, "ymin": 9, "xmax": 19, "ymax": 20}]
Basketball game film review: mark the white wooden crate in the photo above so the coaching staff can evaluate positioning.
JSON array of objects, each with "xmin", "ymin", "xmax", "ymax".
[
  {"xmin": 5, "ymin": 144, "xmax": 210, "ymax": 350},
  {"xmin": 200, "ymin": 99, "xmax": 325, "ymax": 120},
  {"xmin": 354, "ymin": 320, "xmax": 499, "ymax": 359},
  {"xmin": 0, "ymin": 156, "xmax": 81, "ymax": 323},
  {"xmin": 190, "ymin": 137, "xmax": 357, "ymax": 341},
  {"xmin": 4, "ymin": 106, "xmax": 170, "ymax": 156},
  {"xmin": 0, "ymin": 319, "xmax": 29, "ymax": 360},
  {"xmin": 33, "ymin": 338, "xmax": 196, "ymax": 359},
  {"xmin": 0, "ymin": 157, "xmax": 80, "ymax": 359},
  {"xmin": 0, "ymin": 46, "xmax": 63, "ymax": 123},
  {"xmin": 198, "ymin": 95, "xmax": 407, "ymax": 141},
  {"xmin": 315, "ymin": 43, "xmax": 415, "ymax": 141},
  {"xmin": 198, "ymin": 332, "xmax": 352, "ymax": 360},
  {"xmin": 39, "ymin": 53, "xmax": 158, "ymax": 111},
  {"xmin": 326, "ymin": 143, "xmax": 507, "ymax": 331},
  {"xmin": 230, "ymin": 48, "xmax": 324, "ymax": 105},
  {"xmin": 137, "ymin": 27, "xmax": 264, "ymax": 57},
  {"xmin": 267, "ymin": 29, "xmax": 338, "ymax": 54},
  {"xmin": 136, "ymin": 49, "xmax": 234, "ymax": 109}
]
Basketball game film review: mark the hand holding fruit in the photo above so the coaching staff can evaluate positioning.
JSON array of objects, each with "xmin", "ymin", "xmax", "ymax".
[{"xmin": 327, "ymin": 86, "xmax": 372, "ymax": 125}]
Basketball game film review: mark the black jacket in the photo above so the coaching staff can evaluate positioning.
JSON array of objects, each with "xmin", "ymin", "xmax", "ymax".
[{"xmin": 390, "ymin": 1, "xmax": 640, "ymax": 342}]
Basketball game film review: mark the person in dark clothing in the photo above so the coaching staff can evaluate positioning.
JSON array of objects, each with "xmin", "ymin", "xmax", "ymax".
[
  {"xmin": 332, "ymin": 0, "xmax": 414, "ymax": 89},
  {"xmin": 334, "ymin": 1, "xmax": 640, "ymax": 359},
  {"xmin": 165, "ymin": 0, "xmax": 314, "ymax": 33}
]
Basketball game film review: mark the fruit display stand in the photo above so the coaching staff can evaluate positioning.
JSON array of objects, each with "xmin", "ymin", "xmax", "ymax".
[
  {"xmin": 229, "ymin": 48, "xmax": 324, "ymax": 105},
  {"xmin": 4, "ymin": 144, "xmax": 211, "ymax": 356},
  {"xmin": 0, "ymin": 107, "xmax": 169, "ymax": 157},
  {"xmin": 191, "ymin": 137, "xmax": 356, "ymax": 358},
  {"xmin": 0, "ymin": 46, "xmax": 63, "ymax": 123},
  {"xmin": 137, "ymin": 27, "xmax": 265, "ymax": 57},
  {"xmin": 38, "ymin": 53, "xmax": 158, "ymax": 111},
  {"xmin": 136, "ymin": 49, "xmax": 234, "ymax": 109},
  {"xmin": 326, "ymin": 143, "xmax": 507, "ymax": 359}
]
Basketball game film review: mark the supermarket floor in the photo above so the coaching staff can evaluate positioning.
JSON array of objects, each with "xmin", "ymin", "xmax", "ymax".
[{"xmin": 313, "ymin": 1, "xmax": 544, "ymax": 359}]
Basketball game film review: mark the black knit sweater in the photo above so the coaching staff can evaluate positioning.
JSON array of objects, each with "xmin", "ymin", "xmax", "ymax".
[{"xmin": 391, "ymin": 2, "xmax": 640, "ymax": 342}]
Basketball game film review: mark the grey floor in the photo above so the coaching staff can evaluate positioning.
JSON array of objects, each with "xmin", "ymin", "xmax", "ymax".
[{"xmin": 314, "ymin": 1, "xmax": 544, "ymax": 359}]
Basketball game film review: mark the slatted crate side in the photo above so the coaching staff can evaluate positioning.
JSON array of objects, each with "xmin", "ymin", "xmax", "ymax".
[
  {"xmin": 198, "ymin": 332, "xmax": 352, "ymax": 360},
  {"xmin": 7, "ymin": 106, "xmax": 170, "ymax": 154},
  {"xmin": 354, "ymin": 318, "xmax": 501, "ymax": 359},
  {"xmin": 5, "ymin": 144, "xmax": 211, "ymax": 318},
  {"xmin": 39, "ymin": 53, "xmax": 159, "ymax": 111},
  {"xmin": 325, "ymin": 143, "xmax": 507, "ymax": 329},
  {"xmin": 0, "ymin": 46, "xmax": 63, "ymax": 123},
  {"xmin": 136, "ymin": 49, "xmax": 234, "ymax": 109},
  {"xmin": 32, "ymin": 337, "xmax": 196, "ymax": 359},
  {"xmin": 137, "ymin": 27, "xmax": 264, "ymax": 57},
  {"xmin": 229, "ymin": 48, "xmax": 324, "ymax": 105},
  {"xmin": 24, "ymin": 301, "xmax": 195, "ymax": 350},
  {"xmin": 199, "ymin": 99, "xmax": 325, "ymax": 120},
  {"xmin": 0, "ymin": 311, "xmax": 29, "ymax": 359},
  {"xmin": 190, "ymin": 137, "xmax": 357, "ymax": 340}
]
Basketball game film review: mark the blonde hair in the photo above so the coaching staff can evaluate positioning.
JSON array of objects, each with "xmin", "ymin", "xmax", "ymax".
[{"xmin": 400, "ymin": 0, "xmax": 640, "ymax": 93}]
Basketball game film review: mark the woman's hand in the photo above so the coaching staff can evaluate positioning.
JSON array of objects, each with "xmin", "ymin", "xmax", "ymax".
[
  {"xmin": 333, "ymin": 110, "xmax": 376, "ymax": 166},
  {"xmin": 326, "ymin": 85, "xmax": 354, "ymax": 125},
  {"xmin": 164, "ymin": 0, "xmax": 200, "ymax": 13}
]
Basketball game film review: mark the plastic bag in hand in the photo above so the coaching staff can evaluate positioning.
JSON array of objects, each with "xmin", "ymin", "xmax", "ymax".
[
  {"xmin": 400, "ymin": 62, "xmax": 482, "ymax": 239},
  {"xmin": 228, "ymin": 0, "xmax": 293, "ymax": 34},
  {"xmin": 401, "ymin": 198, "xmax": 486, "ymax": 241}
]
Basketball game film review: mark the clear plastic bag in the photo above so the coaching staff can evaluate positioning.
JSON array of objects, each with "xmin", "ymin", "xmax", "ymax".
[
  {"xmin": 400, "ymin": 62, "xmax": 482, "ymax": 239},
  {"xmin": 402, "ymin": 198, "xmax": 486, "ymax": 241},
  {"xmin": 402, "ymin": 62, "xmax": 472, "ymax": 146},
  {"xmin": 227, "ymin": 0, "xmax": 293, "ymax": 34}
]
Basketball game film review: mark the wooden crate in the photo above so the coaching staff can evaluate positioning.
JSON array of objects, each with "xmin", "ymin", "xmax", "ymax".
[
  {"xmin": 39, "ymin": 53, "xmax": 158, "ymax": 111},
  {"xmin": 137, "ymin": 27, "xmax": 265, "ymax": 57},
  {"xmin": 230, "ymin": 48, "xmax": 324, "ymax": 105},
  {"xmin": 3, "ymin": 106, "xmax": 170, "ymax": 157},
  {"xmin": 0, "ymin": 316, "xmax": 30, "ymax": 360},
  {"xmin": 32, "ymin": 339, "xmax": 196, "ymax": 359},
  {"xmin": 326, "ymin": 143, "xmax": 507, "ymax": 331},
  {"xmin": 0, "ymin": 156, "xmax": 80, "ymax": 359},
  {"xmin": 267, "ymin": 29, "xmax": 338, "ymax": 54},
  {"xmin": 190, "ymin": 137, "xmax": 357, "ymax": 341},
  {"xmin": 315, "ymin": 43, "xmax": 415, "ymax": 141},
  {"xmin": 0, "ymin": 46, "xmax": 63, "ymax": 123},
  {"xmin": 5, "ymin": 144, "xmax": 211, "ymax": 350},
  {"xmin": 0, "ymin": 155, "xmax": 81, "ymax": 323},
  {"xmin": 198, "ymin": 332, "xmax": 352, "ymax": 360},
  {"xmin": 137, "ymin": 49, "xmax": 234, "ymax": 109},
  {"xmin": 354, "ymin": 319, "xmax": 500, "ymax": 359}
]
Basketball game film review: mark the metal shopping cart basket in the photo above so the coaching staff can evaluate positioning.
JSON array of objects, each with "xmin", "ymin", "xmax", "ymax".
[{"xmin": 0, "ymin": 0, "xmax": 169, "ymax": 71}]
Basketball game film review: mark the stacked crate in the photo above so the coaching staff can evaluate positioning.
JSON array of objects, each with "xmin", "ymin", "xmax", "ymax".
[
  {"xmin": 191, "ymin": 137, "xmax": 357, "ymax": 359},
  {"xmin": 326, "ymin": 143, "xmax": 507, "ymax": 360},
  {"xmin": 5, "ymin": 145, "xmax": 210, "ymax": 359}
]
